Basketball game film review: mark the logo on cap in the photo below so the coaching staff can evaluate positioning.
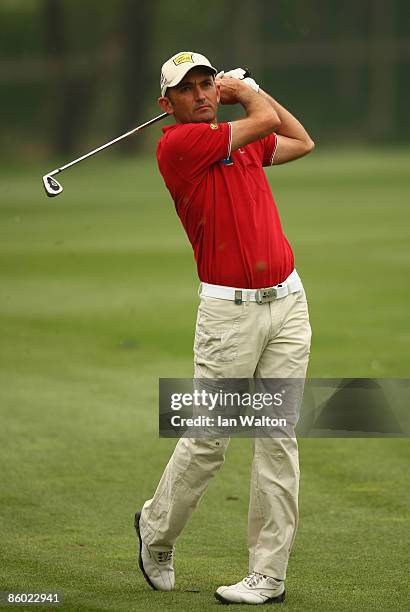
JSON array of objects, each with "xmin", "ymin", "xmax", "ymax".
[{"xmin": 173, "ymin": 52, "xmax": 194, "ymax": 66}]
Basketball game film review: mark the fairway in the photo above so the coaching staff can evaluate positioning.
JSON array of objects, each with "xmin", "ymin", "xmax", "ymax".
[{"xmin": 0, "ymin": 149, "xmax": 409, "ymax": 611}]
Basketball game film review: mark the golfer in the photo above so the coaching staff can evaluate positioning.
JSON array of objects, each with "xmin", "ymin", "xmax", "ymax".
[{"xmin": 135, "ymin": 51, "xmax": 314, "ymax": 605}]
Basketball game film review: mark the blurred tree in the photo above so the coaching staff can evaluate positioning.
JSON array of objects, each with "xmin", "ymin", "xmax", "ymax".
[
  {"xmin": 232, "ymin": 0, "xmax": 262, "ymax": 74},
  {"xmin": 335, "ymin": 1, "xmax": 369, "ymax": 138},
  {"xmin": 44, "ymin": 0, "xmax": 97, "ymax": 155},
  {"xmin": 368, "ymin": 0, "xmax": 397, "ymax": 141},
  {"xmin": 116, "ymin": 0, "xmax": 156, "ymax": 153}
]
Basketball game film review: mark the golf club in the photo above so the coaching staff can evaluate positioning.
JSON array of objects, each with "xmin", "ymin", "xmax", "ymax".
[{"xmin": 42, "ymin": 112, "xmax": 169, "ymax": 198}]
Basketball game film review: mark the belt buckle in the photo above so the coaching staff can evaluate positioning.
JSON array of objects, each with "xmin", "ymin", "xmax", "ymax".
[{"xmin": 255, "ymin": 287, "xmax": 277, "ymax": 304}]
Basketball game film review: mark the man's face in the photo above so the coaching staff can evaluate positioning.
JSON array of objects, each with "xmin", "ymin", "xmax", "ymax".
[{"xmin": 159, "ymin": 67, "xmax": 220, "ymax": 123}]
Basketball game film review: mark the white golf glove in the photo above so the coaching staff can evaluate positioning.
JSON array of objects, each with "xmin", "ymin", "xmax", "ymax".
[{"xmin": 216, "ymin": 67, "xmax": 260, "ymax": 92}]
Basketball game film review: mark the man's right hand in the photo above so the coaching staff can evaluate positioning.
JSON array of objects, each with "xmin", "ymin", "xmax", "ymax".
[{"xmin": 217, "ymin": 77, "xmax": 256, "ymax": 106}]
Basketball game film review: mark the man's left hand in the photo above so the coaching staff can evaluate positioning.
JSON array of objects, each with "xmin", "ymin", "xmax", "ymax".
[{"xmin": 216, "ymin": 68, "xmax": 260, "ymax": 93}]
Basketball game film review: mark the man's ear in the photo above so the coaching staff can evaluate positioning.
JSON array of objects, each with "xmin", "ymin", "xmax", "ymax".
[
  {"xmin": 215, "ymin": 81, "xmax": 221, "ymax": 104},
  {"xmin": 158, "ymin": 96, "xmax": 174, "ymax": 115}
]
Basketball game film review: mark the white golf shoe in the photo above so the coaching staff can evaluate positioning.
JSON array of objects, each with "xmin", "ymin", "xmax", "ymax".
[
  {"xmin": 215, "ymin": 572, "xmax": 285, "ymax": 605},
  {"xmin": 134, "ymin": 511, "xmax": 175, "ymax": 591}
]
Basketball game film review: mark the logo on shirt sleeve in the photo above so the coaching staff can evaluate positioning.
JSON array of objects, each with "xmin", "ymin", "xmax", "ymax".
[{"xmin": 209, "ymin": 122, "xmax": 218, "ymax": 130}]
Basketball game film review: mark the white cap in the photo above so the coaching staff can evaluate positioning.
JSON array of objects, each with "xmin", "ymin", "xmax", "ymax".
[{"xmin": 160, "ymin": 51, "xmax": 217, "ymax": 96}]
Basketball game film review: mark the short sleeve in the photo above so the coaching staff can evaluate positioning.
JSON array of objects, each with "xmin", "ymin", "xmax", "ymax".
[
  {"xmin": 159, "ymin": 122, "xmax": 232, "ymax": 184},
  {"xmin": 261, "ymin": 133, "xmax": 279, "ymax": 167}
]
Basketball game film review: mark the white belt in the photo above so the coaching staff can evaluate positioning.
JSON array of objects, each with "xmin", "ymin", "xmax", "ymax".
[{"xmin": 200, "ymin": 270, "xmax": 303, "ymax": 305}]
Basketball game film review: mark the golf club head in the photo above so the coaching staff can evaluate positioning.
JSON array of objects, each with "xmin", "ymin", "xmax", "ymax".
[{"xmin": 42, "ymin": 174, "xmax": 63, "ymax": 197}]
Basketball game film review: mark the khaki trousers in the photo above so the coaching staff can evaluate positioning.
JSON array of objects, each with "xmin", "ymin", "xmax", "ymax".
[{"xmin": 140, "ymin": 286, "xmax": 311, "ymax": 580}]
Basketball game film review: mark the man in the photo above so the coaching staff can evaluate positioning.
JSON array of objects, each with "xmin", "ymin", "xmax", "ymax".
[{"xmin": 135, "ymin": 51, "xmax": 314, "ymax": 605}]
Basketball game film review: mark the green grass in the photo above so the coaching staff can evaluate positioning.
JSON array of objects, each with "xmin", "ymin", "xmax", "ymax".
[{"xmin": 0, "ymin": 149, "xmax": 409, "ymax": 611}]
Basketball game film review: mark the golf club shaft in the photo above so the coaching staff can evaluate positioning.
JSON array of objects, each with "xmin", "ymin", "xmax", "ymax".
[{"xmin": 48, "ymin": 112, "xmax": 169, "ymax": 177}]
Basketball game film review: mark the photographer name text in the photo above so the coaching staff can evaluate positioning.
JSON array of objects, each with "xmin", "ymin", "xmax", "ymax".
[{"xmin": 170, "ymin": 415, "xmax": 287, "ymax": 428}]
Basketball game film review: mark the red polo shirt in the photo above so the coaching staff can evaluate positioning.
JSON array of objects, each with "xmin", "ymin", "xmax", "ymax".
[{"xmin": 156, "ymin": 121, "xmax": 294, "ymax": 289}]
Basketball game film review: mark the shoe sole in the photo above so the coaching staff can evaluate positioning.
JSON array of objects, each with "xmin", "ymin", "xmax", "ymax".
[
  {"xmin": 214, "ymin": 589, "xmax": 285, "ymax": 605},
  {"xmin": 134, "ymin": 511, "xmax": 158, "ymax": 591}
]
